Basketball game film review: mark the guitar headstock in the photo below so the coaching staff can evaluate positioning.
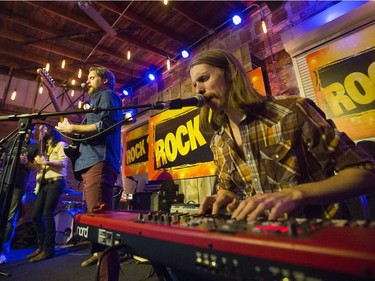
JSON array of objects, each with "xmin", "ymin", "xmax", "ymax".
[
  {"xmin": 37, "ymin": 68, "xmax": 56, "ymax": 91},
  {"xmin": 36, "ymin": 68, "xmax": 62, "ymax": 113}
]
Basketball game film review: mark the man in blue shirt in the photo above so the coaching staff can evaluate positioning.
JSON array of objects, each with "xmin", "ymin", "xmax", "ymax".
[{"xmin": 56, "ymin": 66, "xmax": 122, "ymax": 280}]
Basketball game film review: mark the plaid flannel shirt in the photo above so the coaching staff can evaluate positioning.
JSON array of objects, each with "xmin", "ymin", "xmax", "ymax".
[{"xmin": 211, "ymin": 97, "xmax": 375, "ymax": 218}]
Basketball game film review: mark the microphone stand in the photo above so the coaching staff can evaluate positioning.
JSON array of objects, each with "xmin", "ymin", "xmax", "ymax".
[
  {"xmin": 0, "ymin": 117, "xmax": 31, "ymax": 278},
  {"xmin": 127, "ymin": 177, "xmax": 139, "ymax": 194}
]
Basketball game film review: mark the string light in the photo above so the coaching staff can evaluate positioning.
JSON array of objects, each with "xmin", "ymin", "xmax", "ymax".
[
  {"xmin": 11, "ymin": 89, "xmax": 16, "ymax": 100},
  {"xmin": 261, "ymin": 20, "xmax": 267, "ymax": 33},
  {"xmin": 71, "ymin": 90, "xmax": 75, "ymax": 97},
  {"xmin": 39, "ymin": 85, "xmax": 43, "ymax": 94},
  {"xmin": 127, "ymin": 48, "xmax": 131, "ymax": 60},
  {"xmin": 163, "ymin": 0, "xmax": 168, "ymax": 5},
  {"xmin": 78, "ymin": 68, "xmax": 82, "ymax": 78},
  {"xmin": 167, "ymin": 56, "xmax": 171, "ymax": 70},
  {"xmin": 45, "ymin": 62, "xmax": 50, "ymax": 72},
  {"xmin": 61, "ymin": 58, "xmax": 66, "ymax": 69},
  {"xmin": 71, "ymin": 79, "xmax": 76, "ymax": 86}
]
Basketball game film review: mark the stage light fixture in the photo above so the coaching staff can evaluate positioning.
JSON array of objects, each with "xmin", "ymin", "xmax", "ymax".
[
  {"xmin": 148, "ymin": 72, "xmax": 156, "ymax": 81},
  {"xmin": 181, "ymin": 50, "xmax": 189, "ymax": 59},
  {"xmin": 123, "ymin": 108, "xmax": 137, "ymax": 124},
  {"xmin": 119, "ymin": 86, "xmax": 132, "ymax": 98},
  {"xmin": 232, "ymin": 15, "xmax": 242, "ymax": 25}
]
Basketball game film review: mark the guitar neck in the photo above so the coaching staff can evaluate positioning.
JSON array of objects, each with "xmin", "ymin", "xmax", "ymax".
[{"xmin": 37, "ymin": 68, "xmax": 63, "ymax": 117}]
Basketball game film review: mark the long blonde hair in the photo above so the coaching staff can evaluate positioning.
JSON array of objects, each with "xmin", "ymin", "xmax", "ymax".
[{"xmin": 190, "ymin": 49, "xmax": 265, "ymax": 133}]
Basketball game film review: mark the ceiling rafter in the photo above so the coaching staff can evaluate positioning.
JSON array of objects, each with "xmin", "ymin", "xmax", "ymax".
[
  {"xmin": 97, "ymin": 1, "xmax": 187, "ymax": 45},
  {"xmin": 0, "ymin": 1, "xmax": 250, "ymax": 91}
]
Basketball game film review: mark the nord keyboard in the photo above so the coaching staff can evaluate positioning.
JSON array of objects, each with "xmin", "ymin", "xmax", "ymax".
[{"xmin": 74, "ymin": 211, "xmax": 375, "ymax": 281}]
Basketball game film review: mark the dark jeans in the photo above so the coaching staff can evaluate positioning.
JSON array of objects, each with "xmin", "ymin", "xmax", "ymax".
[
  {"xmin": 31, "ymin": 179, "xmax": 65, "ymax": 255},
  {"xmin": 0, "ymin": 185, "xmax": 24, "ymax": 255}
]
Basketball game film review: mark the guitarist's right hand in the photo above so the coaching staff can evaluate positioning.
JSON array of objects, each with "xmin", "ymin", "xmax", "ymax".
[
  {"xmin": 56, "ymin": 118, "xmax": 74, "ymax": 134},
  {"xmin": 35, "ymin": 155, "xmax": 47, "ymax": 166}
]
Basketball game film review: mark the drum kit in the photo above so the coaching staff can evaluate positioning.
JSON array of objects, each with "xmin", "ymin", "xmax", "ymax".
[
  {"xmin": 54, "ymin": 185, "xmax": 126, "ymax": 244},
  {"xmin": 54, "ymin": 188, "xmax": 86, "ymax": 245}
]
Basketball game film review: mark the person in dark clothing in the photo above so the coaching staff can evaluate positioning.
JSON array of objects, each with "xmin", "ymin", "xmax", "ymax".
[{"xmin": 0, "ymin": 128, "xmax": 38, "ymax": 264}]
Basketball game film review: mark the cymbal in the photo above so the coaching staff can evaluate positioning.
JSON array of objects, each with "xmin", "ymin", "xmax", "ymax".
[{"xmin": 62, "ymin": 188, "xmax": 82, "ymax": 196}]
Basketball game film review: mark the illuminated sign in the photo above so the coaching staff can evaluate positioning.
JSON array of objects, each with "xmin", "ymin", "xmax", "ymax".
[
  {"xmin": 307, "ymin": 24, "xmax": 375, "ymax": 140},
  {"xmin": 148, "ymin": 107, "xmax": 216, "ymax": 180},
  {"xmin": 123, "ymin": 123, "xmax": 149, "ymax": 176}
]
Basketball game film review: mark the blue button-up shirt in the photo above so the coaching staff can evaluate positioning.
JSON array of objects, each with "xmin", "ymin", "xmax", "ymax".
[{"xmin": 75, "ymin": 88, "xmax": 122, "ymax": 173}]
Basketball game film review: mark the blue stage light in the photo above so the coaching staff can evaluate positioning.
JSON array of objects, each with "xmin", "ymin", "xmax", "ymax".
[
  {"xmin": 119, "ymin": 86, "xmax": 132, "ymax": 98},
  {"xmin": 181, "ymin": 50, "xmax": 189, "ymax": 59},
  {"xmin": 123, "ymin": 108, "xmax": 137, "ymax": 124},
  {"xmin": 148, "ymin": 73, "xmax": 156, "ymax": 81},
  {"xmin": 232, "ymin": 15, "xmax": 242, "ymax": 25}
]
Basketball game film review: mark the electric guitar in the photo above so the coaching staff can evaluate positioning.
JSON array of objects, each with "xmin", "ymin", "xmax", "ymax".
[
  {"xmin": 37, "ymin": 68, "xmax": 82, "ymax": 181},
  {"xmin": 63, "ymin": 135, "xmax": 82, "ymax": 181}
]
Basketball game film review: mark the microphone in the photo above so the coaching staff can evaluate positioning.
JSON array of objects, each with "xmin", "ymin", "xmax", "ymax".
[
  {"xmin": 158, "ymin": 94, "xmax": 206, "ymax": 109},
  {"xmin": 59, "ymin": 83, "xmax": 70, "ymax": 88},
  {"xmin": 81, "ymin": 83, "xmax": 88, "ymax": 91}
]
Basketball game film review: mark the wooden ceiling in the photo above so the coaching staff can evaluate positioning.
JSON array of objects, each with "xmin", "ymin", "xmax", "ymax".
[{"xmin": 0, "ymin": 1, "xmax": 264, "ymax": 92}]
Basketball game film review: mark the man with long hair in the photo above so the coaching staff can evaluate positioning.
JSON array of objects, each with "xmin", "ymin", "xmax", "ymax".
[{"xmin": 190, "ymin": 49, "xmax": 375, "ymax": 221}]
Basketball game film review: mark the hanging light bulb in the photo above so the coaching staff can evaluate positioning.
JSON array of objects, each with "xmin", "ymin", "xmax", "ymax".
[
  {"xmin": 127, "ymin": 48, "xmax": 131, "ymax": 60},
  {"xmin": 167, "ymin": 57, "xmax": 171, "ymax": 70},
  {"xmin": 71, "ymin": 79, "xmax": 76, "ymax": 86},
  {"xmin": 78, "ymin": 100, "xmax": 82, "ymax": 108},
  {"xmin": 71, "ymin": 89, "xmax": 75, "ymax": 97},
  {"xmin": 11, "ymin": 89, "xmax": 17, "ymax": 100},
  {"xmin": 61, "ymin": 58, "xmax": 66, "ymax": 69},
  {"xmin": 78, "ymin": 68, "xmax": 82, "ymax": 79},
  {"xmin": 45, "ymin": 62, "xmax": 50, "ymax": 72},
  {"xmin": 261, "ymin": 20, "xmax": 267, "ymax": 34},
  {"xmin": 39, "ymin": 85, "xmax": 43, "ymax": 94}
]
